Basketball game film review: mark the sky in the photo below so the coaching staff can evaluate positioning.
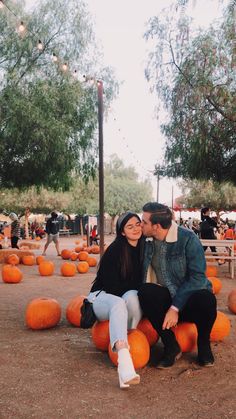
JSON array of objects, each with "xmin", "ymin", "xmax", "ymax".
[{"xmin": 25, "ymin": 0, "xmax": 224, "ymax": 205}]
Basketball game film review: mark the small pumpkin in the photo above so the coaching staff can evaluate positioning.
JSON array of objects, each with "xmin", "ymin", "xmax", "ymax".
[
  {"xmin": 87, "ymin": 256, "xmax": 97, "ymax": 267},
  {"xmin": 61, "ymin": 262, "xmax": 77, "ymax": 277},
  {"xmin": 210, "ymin": 311, "xmax": 231, "ymax": 342},
  {"xmin": 77, "ymin": 261, "xmax": 89, "ymax": 274},
  {"xmin": 25, "ymin": 297, "xmax": 61, "ymax": 330},
  {"xmin": 61, "ymin": 249, "xmax": 72, "ymax": 260},
  {"xmin": 108, "ymin": 329, "xmax": 150, "ymax": 369},
  {"xmin": 6, "ymin": 254, "xmax": 20, "ymax": 265},
  {"xmin": 137, "ymin": 318, "xmax": 158, "ymax": 346},
  {"xmin": 70, "ymin": 252, "xmax": 78, "ymax": 261},
  {"xmin": 205, "ymin": 265, "xmax": 218, "ymax": 278},
  {"xmin": 228, "ymin": 289, "xmax": 236, "ymax": 314},
  {"xmin": 2, "ymin": 264, "xmax": 23, "ymax": 283},
  {"xmin": 172, "ymin": 322, "xmax": 197, "ymax": 352},
  {"xmin": 208, "ymin": 276, "xmax": 222, "ymax": 294},
  {"xmin": 38, "ymin": 261, "xmax": 55, "ymax": 276},
  {"xmin": 92, "ymin": 320, "xmax": 110, "ymax": 351},
  {"xmin": 22, "ymin": 255, "xmax": 36, "ymax": 266},
  {"xmin": 91, "ymin": 245, "xmax": 100, "ymax": 254},
  {"xmin": 66, "ymin": 294, "xmax": 86, "ymax": 327},
  {"xmin": 77, "ymin": 251, "xmax": 89, "ymax": 261},
  {"xmin": 74, "ymin": 245, "xmax": 84, "ymax": 253},
  {"xmin": 36, "ymin": 255, "xmax": 46, "ymax": 265}
]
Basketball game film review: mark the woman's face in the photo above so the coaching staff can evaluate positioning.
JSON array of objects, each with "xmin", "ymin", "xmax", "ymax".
[{"xmin": 122, "ymin": 216, "xmax": 142, "ymax": 242}]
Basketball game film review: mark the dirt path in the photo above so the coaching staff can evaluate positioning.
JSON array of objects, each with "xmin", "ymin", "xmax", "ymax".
[{"xmin": 0, "ymin": 236, "xmax": 236, "ymax": 419}]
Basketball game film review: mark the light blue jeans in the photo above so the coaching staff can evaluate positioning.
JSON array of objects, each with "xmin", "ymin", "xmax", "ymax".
[{"xmin": 87, "ymin": 290, "xmax": 142, "ymax": 351}]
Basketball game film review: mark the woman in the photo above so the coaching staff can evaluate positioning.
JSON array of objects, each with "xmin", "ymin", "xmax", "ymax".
[{"xmin": 87, "ymin": 211, "xmax": 143, "ymax": 389}]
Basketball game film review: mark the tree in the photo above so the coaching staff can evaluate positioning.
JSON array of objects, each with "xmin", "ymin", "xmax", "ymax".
[
  {"xmin": 144, "ymin": 1, "xmax": 236, "ymax": 185},
  {"xmin": 0, "ymin": 0, "xmax": 118, "ymax": 190}
]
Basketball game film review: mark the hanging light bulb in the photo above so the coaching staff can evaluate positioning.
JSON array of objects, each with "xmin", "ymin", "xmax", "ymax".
[
  {"xmin": 52, "ymin": 53, "xmax": 58, "ymax": 62},
  {"xmin": 62, "ymin": 63, "xmax": 68, "ymax": 72},
  {"xmin": 37, "ymin": 40, "xmax": 43, "ymax": 51},
  {"xmin": 0, "ymin": 1, "xmax": 4, "ymax": 9},
  {"xmin": 18, "ymin": 21, "xmax": 25, "ymax": 33},
  {"xmin": 72, "ymin": 69, "xmax": 78, "ymax": 78}
]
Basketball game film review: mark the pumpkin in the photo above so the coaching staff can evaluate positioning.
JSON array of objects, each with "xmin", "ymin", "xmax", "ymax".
[
  {"xmin": 210, "ymin": 311, "xmax": 231, "ymax": 341},
  {"xmin": 61, "ymin": 262, "xmax": 77, "ymax": 277},
  {"xmin": 78, "ymin": 251, "xmax": 89, "ymax": 261},
  {"xmin": 2, "ymin": 264, "xmax": 23, "ymax": 283},
  {"xmin": 108, "ymin": 329, "xmax": 150, "ymax": 369},
  {"xmin": 205, "ymin": 265, "xmax": 218, "ymax": 277},
  {"xmin": 70, "ymin": 252, "xmax": 78, "ymax": 261},
  {"xmin": 172, "ymin": 322, "xmax": 197, "ymax": 352},
  {"xmin": 6, "ymin": 254, "xmax": 20, "ymax": 265},
  {"xmin": 66, "ymin": 294, "xmax": 86, "ymax": 326},
  {"xmin": 228, "ymin": 289, "xmax": 236, "ymax": 314},
  {"xmin": 92, "ymin": 320, "xmax": 110, "ymax": 351},
  {"xmin": 38, "ymin": 261, "xmax": 55, "ymax": 276},
  {"xmin": 91, "ymin": 245, "xmax": 100, "ymax": 254},
  {"xmin": 74, "ymin": 245, "xmax": 84, "ymax": 253},
  {"xmin": 208, "ymin": 277, "xmax": 222, "ymax": 294},
  {"xmin": 77, "ymin": 261, "xmax": 89, "ymax": 274},
  {"xmin": 61, "ymin": 249, "xmax": 72, "ymax": 260},
  {"xmin": 35, "ymin": 236, "xmax": 41, "ymax": 241},
  {"xmin": 36, "ymin": 255, "xmax": 46, "ymax": 265},
  {"xmin": 137, "ymin": 318, "xmax": 158, "ymax": 346},
  {"xmin": 87, "ymin": 256, "xmax": 97, "ymax": 267},
  {"xmin": 22, "ymin": 255, "xmax": 36, "ymax": 266},
  {"xmin": 25, "ymin": 297, "xmax": 61, "ymax": 330}
]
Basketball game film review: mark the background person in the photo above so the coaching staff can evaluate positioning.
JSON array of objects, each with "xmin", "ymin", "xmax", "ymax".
[
  {"xmin": 138, "ymin": 202, "xmax": 217, "ymax": 369},
  {"xmin": 9, "ymin": 212, "xmax": 21, "ymax": 249},
  {"xmin": 87, "ymin": 212, "xmax": 143, "ymax": 388},
  {"xmin": 42, "ymin": 212, "xmax": 60, "ymax": 256}
]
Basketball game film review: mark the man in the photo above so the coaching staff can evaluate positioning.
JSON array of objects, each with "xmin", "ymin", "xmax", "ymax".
[
  {"xmin": 42, "ymin": 211, "xmax": 60, "ymax": 256},
  {"xmin": 138, "ymin": 202, "xmax": 217, "ymax": 368}
]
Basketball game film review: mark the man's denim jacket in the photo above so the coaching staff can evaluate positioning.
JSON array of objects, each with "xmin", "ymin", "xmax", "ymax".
[{"xmin": 142, "ymin": 221, "xmax": 212, "ymax": 310}]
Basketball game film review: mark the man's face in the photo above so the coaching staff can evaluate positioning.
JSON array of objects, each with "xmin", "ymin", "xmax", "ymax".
[{"xmin": 141, "ymin": 211, "xmax": 155, "ymax": 237}]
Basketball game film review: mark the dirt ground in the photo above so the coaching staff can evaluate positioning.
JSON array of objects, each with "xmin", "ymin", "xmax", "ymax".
[{"xmin": 1, "ymin": 235, "xmax": 236, "ymax": 419}]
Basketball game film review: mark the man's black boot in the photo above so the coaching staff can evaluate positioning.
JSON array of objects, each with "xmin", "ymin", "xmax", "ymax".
[
  {"xmin": 157, "ymin": 330, "xmax": 182, "ymax": 369},
  {"xmin": 197, "ymin": 339, "xmax": 214, "ymax": 367}
]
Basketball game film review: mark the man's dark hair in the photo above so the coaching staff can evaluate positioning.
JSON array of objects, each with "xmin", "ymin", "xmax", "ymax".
[
  {"xmin": 51, "ymin": 211, "xmax": 58, "ymax": 218},
  {"xmin": 142, "ymin": 202, "xmax": 172, "ymax": 229},
  {"xmin": 201, "ymin": 207, "xmax": 209, "ymax": 221}
]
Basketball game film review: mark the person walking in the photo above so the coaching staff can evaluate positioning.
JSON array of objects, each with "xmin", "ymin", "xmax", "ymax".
[
  {"xmin": 42, "ymin": 212, "xmax": 60, "ymax": 256},
  {"xmin": 138, "ymin": 202, "xmax": 217, "ymax": 369},
  {"xmin": 87, "ymin": 211, "xmax": 144, "ymax": 388},
  {"xmin": 9, "ymin": 213, "xmax": 21, "ymax": 248}
]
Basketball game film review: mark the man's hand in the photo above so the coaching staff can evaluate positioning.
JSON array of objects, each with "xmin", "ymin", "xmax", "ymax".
[{"xmin": 162, "ymin": 308, "xmax": 179, "ymax": 330}]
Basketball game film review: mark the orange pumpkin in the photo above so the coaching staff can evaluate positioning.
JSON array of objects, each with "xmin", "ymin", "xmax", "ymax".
[
  {"xmin": 35, "ymin": 236, "xmax": 41, "ymax": 241},
  {"xmin": 210, "ymin": 311, "xmax": 231, "ymax": 341},
  {"xmin": 61, "ymin": 249, "xmax": 72, "ymax": 260},
  {"xmin": 205, "ymin": 265, "xmax": 218, "ymax": 277},
  {"xmin": 77, "ymin": 261, "xmax": 89, "ymax": 273},
  {"xmin": 70, "ymin": 252, "xmax": 78, "ymax": 261},
  {"xmin": 74, "ymin": 245, "xmax": 84, "ymax": 253},
  {"xmin": 172, "ymin": 322, "xmax": 198, "ymax": 352},
  {"xmin": 2, "ymin": 264, "xmax": 23, "ymax": 283},
  {"xmin": 91, "ymin": 245, "xmax": 100, "ymax": 254},
  {"xmin": 6, "ymin": 254, "xmax": 20, "ymax": 265},
  {"xmin": 66, "ymin": 295, "xmax": 86, "ymax": 327},
  {"xmin": 22, "ymin": 255, "xmax": 36, "ymax": 266},
  {"xmin": 25, "ymin": 297, "xmax": 61, "ymax": 330},
  {"xmin": 92, "ymin": 320, "xmax": 110, "ymax": 351},
  {"xmin": 61, "ymin": 262, "xmax": 77, "ymax": 277},
  {"xmin": 208, "ymin": 277, "xmax": 222, "ymax": 294},
  {"xmin": 78, "ymin": 251, "xmax": 89, "ymax": 261},
  {"xmin": 228, "ymin": 289, "xmax": 236, "ymax": 314},
  {"xmin": 137, "ymin": 318, "xmax": 158, "ymax": 346},
  {"xmin": 108, "ymin": 329, "xmax": 150, "ymax": 369},
  {"xmin": 36, "ymin": 255, "xmax": 46, "ymax": 265},
  {"xmin": 38, "ymin": 261, "xmax": 55, "ymax": 276},
  {"xmin": 87, "ymin": 256, "xmax": 97, "ymax": 267}
]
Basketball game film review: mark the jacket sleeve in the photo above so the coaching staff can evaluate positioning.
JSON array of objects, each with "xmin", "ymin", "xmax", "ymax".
[
  {"xmin": 45, "ymin": 220, "xmax": 50, "ymax": 234},
  {"xmin": 172, "ymin": 235, "xmax": 212, "ymax": 310}
]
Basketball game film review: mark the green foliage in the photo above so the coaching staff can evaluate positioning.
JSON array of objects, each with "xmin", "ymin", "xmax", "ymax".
[
  {"xmin": 0, "ymin": 0, "xmax": 118, "ymax": 190},
  {"xmin": 145, "ymin": 1, "xmax": 236, "ymax": 184}
]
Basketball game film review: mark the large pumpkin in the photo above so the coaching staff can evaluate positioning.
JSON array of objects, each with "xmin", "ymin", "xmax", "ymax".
[
  {"xmin": 172, "ymin": 322, "xmax": 197, "ymax": 352},
  {"xmin": 77, "ymin": 261, "xmax": 89, "ymax": 274},
  {"xmin": 205, "ymin": 265, "xmax": 218, "ymax": 278},
  {"xmin": 137, "ymin": 318, "xmax": 158, "ymax": 346},
  {"xmin": 60, "ymin": 262, "xmax": 77, "ymax": 277},
  {"xmin": 210, "ymin": 311, "xmax": 231, "ymax": 342},
  {"xmin": 228, "ymin": 289, "xmax": 236, "ymax": 314},
  {"xmin": 6, "ymin": 254, "xmax": 20, "ymax": 265},
  {"xmin": 92, "ymin": 320, "xmax": 110, "ymax": 351},
  {"xmin": 25, "ymin": 297, "xmax": 61, "ymax": 330},
  {"xmin": 66, "ymin": 295, "xmax": 86, "ymax": 327},
  {"xmin": 108, "ymin": 329, "xmax": 150, "ymax": 369},
  {"xmin": 2, "ymin": 264, "xmax": 23, "ymax": 283},
  {"xmin": 38, "ymin": 261, "xmax": 55, "ymax": 276},
  {"xmin": 61, "ymin": 249, "xmax": 72, "ymax": 260},
  {"xmin": 208, "ymin": 277, "xmax": 222, "ymax": 294},
  {"xmin": 22, "ymin": 255, "xmax": 36, "ymax": 266}
]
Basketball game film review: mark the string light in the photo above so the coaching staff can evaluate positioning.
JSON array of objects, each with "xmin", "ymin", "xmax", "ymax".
[
  {"xmin": 18, "ymin": 21, "xmax": 25, "ymax": 33},
  {"xmin": 52, "ymin": 53, "xmax": 58, "ymax": 62},
  {"xmin": 62, "ymin": 62, "xmax": 68, "ymax": 72},
  {"xmin": 37, "ymin": 40, "xmax": 43, "ymax": 50},
  {"xmin": 0, "ymin": 1, "xmax": 4, "ymax": 9}
]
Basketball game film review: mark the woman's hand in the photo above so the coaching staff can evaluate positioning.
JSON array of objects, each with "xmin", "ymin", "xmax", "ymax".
[{"xmin": 162, "ymin": 308, "xmax": 179, "ymax": 330}]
